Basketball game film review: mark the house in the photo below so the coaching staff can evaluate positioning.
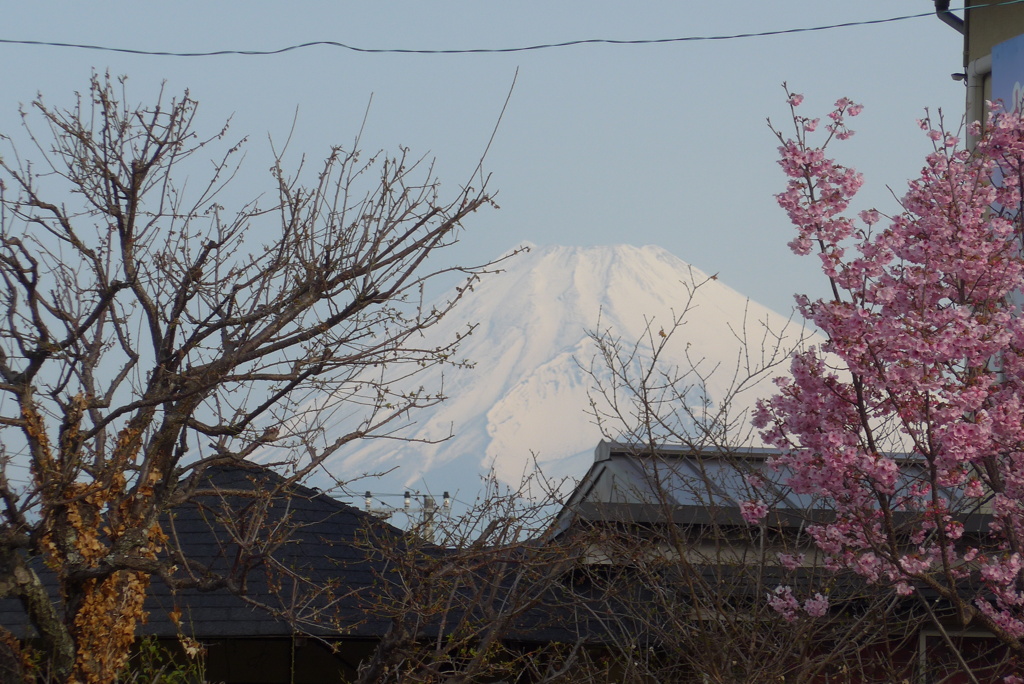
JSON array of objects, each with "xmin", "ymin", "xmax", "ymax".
[
  {"xmin": 0, "ymin": 463, "xmax": 407, "ymax": 683},
  {"xmin": 548, "ymin": 441, "xmax": 1013, "ymax": 684}
]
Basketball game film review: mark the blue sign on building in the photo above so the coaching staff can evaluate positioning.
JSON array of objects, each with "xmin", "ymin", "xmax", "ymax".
[{"xmin": 993, "ymin": 33, "xmax": 1024, "ymax": 112}]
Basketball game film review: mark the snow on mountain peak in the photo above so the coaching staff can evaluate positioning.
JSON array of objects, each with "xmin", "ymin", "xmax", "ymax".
[{"xmin": 303, "ymin": 243, "xmax": 804, "ymax": 500}]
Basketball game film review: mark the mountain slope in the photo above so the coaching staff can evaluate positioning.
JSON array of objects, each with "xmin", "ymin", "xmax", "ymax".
[{"xmin": 293, "ymin": 244, "xmax": 805, "ymax": 500}]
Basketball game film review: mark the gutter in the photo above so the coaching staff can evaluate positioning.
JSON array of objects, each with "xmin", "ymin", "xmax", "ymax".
[
  {"xmin": 934, "ymin": 1, "xmax": 984, "ymax": 144},
  {"xmin": 967, "ymin": 54, "xmax": 992, "ymax": 146},
  {"xmin": 934, "ymin": 0, "xmax": 966, "ymax": 34}
]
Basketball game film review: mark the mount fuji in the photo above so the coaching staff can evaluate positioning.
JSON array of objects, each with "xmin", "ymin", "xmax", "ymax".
[{"xmin": 296, "ymin": 243, "xmax": 806, "ymax": 504}]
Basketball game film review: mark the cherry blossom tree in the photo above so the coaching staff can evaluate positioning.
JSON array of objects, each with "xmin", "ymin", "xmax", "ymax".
[{"xmin": 754, "ymin": 88, "xmax": 1024, "ymax": 663}]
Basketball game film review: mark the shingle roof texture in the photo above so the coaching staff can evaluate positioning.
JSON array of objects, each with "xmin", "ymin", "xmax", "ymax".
[{"xmin": 0, "ymin": 464, "xmax": 406, "ymax": 640}]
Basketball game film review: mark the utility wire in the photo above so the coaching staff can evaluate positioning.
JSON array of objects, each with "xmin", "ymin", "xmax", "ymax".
[{"xmin": 0, "ymin": 2, "xmax": 1013, "ymax": 59}]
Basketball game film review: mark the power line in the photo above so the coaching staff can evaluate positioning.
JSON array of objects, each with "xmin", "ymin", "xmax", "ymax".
[{"xmin": 0, "ymin": 2, "xmax": 1015, "ymax": 59}]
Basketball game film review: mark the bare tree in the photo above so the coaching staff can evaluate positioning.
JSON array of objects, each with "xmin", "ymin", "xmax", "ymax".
[
  {"xmin": 351, "ymin": 472, "xmax": 592, "ymax": 684},
  {"xmin": 0, "ymin": 73, "xmax": 502, "ymax": 683},
  {"xmin": 581, "ymin": 268, "xmax": 797, "ymax": 455}
]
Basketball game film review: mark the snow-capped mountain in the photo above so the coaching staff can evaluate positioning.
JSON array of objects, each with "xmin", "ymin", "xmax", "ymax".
[{"xmin": 296, "ymin": 244, "xmax": 805, "ymax": 502}]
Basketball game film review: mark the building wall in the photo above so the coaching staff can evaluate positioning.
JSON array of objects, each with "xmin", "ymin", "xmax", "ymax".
[
  {"xmin": 966, "ymin": 0, "xmax": 1024, "ymax": 111},
  {"xmin": 968, "ymin": 0, "xmax": 1024, "ymax": 64}
]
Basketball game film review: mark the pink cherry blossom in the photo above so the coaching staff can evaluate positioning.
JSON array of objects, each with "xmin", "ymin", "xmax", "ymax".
[
  {"xmin": 762, "ymin": 91, "xmax": 1024, "ymax": 650},
  {"xmin": 768, "ymin": 585, "xmax": 801, "ymax": 622},
  {"xmin": 803, "ymin": 593, "xmax": 830, "ymax": 617},
  {"xmin": 740, "ymin": 499, "xmax": 769, "ymax": 524},
  {"xmin": 778, "ymin": 552, "xmax": 805, "ymax": 571}
]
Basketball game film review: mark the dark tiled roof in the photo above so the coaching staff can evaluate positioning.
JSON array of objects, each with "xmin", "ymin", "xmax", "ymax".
[
  {"xmin": 0, "ymin": 463, "xmax": 407, "ymax": 640},
  {"xmin": 0, "ymin": 463, "xmax": 631, "ymax": 648}
]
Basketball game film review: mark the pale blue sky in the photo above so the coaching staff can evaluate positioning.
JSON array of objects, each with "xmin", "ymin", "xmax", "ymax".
[{"xmin": 1, "ymin": 1, "xmax": 965, "ymax": 316}]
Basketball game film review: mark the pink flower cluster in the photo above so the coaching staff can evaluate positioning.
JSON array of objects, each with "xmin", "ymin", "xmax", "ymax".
[
  {"xmin": 767, "ymin": 585, "xmax": 830, "ymax": 621},
  {"xmin": 740, "ymin": 499, "xmax": 769, "ymax": 524},
  {"xmin": 757, "ymin": 90, "xmax": 1024, "ymax": 643}
]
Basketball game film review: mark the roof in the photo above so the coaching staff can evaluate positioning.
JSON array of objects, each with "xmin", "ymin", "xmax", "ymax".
[
  {"xmin": 550, "ymin": 441, "xmax": 795, "ymax": 537},
  {"xmin": 0, "ymin": 463, "xmax": 409, "ymax": 640},
  {"xmin": 550, "ymin": 441, "xmax": 990, "ymax": 537},
  {"xmin": 0, "ymin": 465, "xmax": 608, "ymax": 648},
  {"xmin": 157, "ymin": 463, "xmax": 414, "ymax": 638}
]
